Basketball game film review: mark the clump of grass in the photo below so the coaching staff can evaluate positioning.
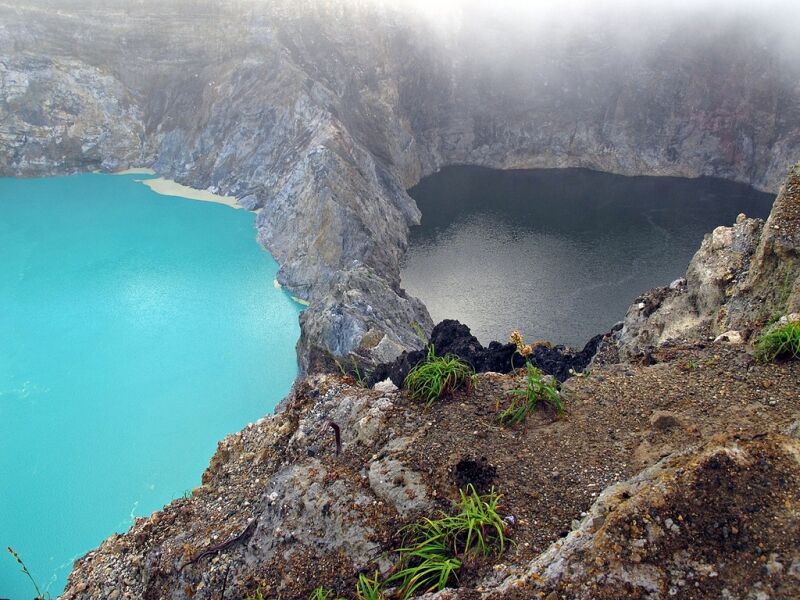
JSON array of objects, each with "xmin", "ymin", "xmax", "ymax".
[
  {"xmin": 6, "ymin": 547, "xmax": 47, "ymax": 600},
  {"xmin": 356, "ymin": 571, "xmax": 384, "ymax": 600},
  {"xmin": 386, "ymin": 542, "xmax": 460, "ymax": 598},
  {"xmin": 386, "ymin": 485, "xmax": 507, "ymax": 598},
  {"xmin": 244, "ymin": 587, "xmax": 266, "ymax": 600},
  {"xmin": 410, "ymin": 320, "xmax": 430, "ymax": 345},
  {"xmin": 335, "ymin": 356, "xmax": 370, "ymax": 388},
  {"xmin": 499, "ymin": 331, "xmax": 563, "ymax": 425},
  {"xmin": 754, "ymin": 321, "xmax": 800, "ymax": 362},
  {"xmin": 498, "ymin": 361, "xmax": 562, "ymax": 425},
  {"xmin": 404, "ymin": 345, "xmax": 475, "ymax": 406},
  {"xmin": 309, "ymin": 587, "xmax": 343, "ymax": 600}
]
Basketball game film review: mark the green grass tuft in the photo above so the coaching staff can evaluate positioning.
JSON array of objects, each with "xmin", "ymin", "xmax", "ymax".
[
  {"xmin": 410, "ymin": 320, "xmax": 430, "ymax": 345},
  {"xmin": 356, "ymin": 571, "xmax": 384, "ymax": 600},
  {"xmin": 497, "ymin": 361, "xmax": 562, "ymax": 425},
  {"xmin": 754, "ymin": 321, "xmax": 800, "ymax": 363},
  {"xmin": 309, "ymin": 587, "xmax": 343, "ymax": 600},
  {"xmin": 335, "ymin": 356, "xmax": 370, "ymax": 388},
  {"xmin": 244, "ymin": 587, "xmax": 267, "ymax": 600},
  {"xmin": 404, "ymin": 345, "xmax": 475, "ymax": 406},
  {"xmin": 386, "ymin": 484, "xmax": 507, "ymax": 598}
]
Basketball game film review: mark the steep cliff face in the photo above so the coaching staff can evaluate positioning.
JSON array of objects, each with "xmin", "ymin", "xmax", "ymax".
[
  {"xmin": 0, "ymin": 56, "xmax": 145, "ymax": 172},
  {"xmin": 3, "ymin": 0, "xmax": 800, "ymax": 368}
]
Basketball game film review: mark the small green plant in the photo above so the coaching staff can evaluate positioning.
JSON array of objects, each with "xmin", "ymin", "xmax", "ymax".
[
  {"xmin": 386, "ymin": 543, "xmax": 460, "ymax": 599},
  {"xmin": 386, "ymin": 485, "xmax": 507, "ymax": 598},
  {"xmin": 6, "ymin": 546, "xmax": 48, "ymax": 600},
  {"xmin": 498, "ymin": 331, "xmax": 562, "ymax": 425},
  {"xmin": 335, "ymin": 356, "xmax": 370, "ymax": 388},
  {"xmin": 410, "ymin": 321, "xmax": 430, "ymax": 345},
  {"xmin": 498, "ymin": 361, "xmax": 562, "ymax": 425},
  {"xmin": 309, "ymin": 587, "xmax": 343, "ymax": 600},
  {"xmin": 356, "ymin": 571, "xmax": 384, "ymax": 600},
  {"xmin": 404, "ymin": 345, "xmax": 475, "ymax": 406},
  {"xmin": 682, "ymin": 359, "xmax": 699, "ymax": 372},
  {"xmin": 351, "ymin": 362, "xmax": 369, "ymax": 388},
  {"xmin": 754, "ymin": 321, "xmax": 800, "ymax": 362},
  {"xmin": 244, "ymin": 587, "xmax": 266, "ymax": 600}
]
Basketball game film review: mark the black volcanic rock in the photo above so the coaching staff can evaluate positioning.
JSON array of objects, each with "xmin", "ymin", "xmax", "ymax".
[{"xmin": 368, "ymin": 319, "xmax": 608, "ymax": 387}]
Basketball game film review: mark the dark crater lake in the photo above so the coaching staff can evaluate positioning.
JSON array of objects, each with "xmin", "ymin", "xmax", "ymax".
[{"xmin": 401, "ymin": 166, "xmax": 776, "ymax": 348}]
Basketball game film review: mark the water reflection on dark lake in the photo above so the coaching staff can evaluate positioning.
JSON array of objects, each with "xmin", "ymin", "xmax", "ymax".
[{"xmin": 401, "ymin": 166, "xmax": 775, "ymax": 347}]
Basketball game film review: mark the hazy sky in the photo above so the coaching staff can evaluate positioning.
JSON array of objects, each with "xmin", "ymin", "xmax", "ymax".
[{"xmin": 384, "ymin": 0, "xmax": 800, "ymax": 37}]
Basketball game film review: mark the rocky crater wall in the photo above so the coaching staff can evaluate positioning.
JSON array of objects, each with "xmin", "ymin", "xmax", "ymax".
[{"xmin": 3, "ymin": 0, "xmax": 800, "ymax": 368}]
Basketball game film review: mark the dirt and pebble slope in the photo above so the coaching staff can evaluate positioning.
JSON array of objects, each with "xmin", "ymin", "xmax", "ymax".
[{"xmin": 62, "ymin": 339, "xmax": 800, "ymax": 599}]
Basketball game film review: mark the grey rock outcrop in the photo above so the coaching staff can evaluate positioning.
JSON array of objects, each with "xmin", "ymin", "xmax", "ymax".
[
  {"xmin": 0, "ymin": 57, "xmax": 145, "ymax": 173},
  {"xmin": 59, "ymin": 374, "xmax": 433, "ymax": 599}
]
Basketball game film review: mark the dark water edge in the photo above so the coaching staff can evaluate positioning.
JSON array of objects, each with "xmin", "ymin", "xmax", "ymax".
[{"xmin": 401, "ymin": 166, "xmax": 775, "ymax": 348}]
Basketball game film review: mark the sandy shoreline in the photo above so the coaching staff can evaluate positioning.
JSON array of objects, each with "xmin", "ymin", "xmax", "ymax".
[
  {"xmin": 274, "ymin": 279, "xmax": 310, "ymax": 306},
  {"xmin": 140, "ymin": 177, "xmax": 241, "ymax": 209},
  {"xmin": 113, "ymin": 167, "xmax": 157, "ymax": 175},
  {"xmin": 110, "ymin": 167, "xmax": 240, "ymax": 209}
]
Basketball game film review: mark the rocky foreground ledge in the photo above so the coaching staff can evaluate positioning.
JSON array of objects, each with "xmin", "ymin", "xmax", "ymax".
[
  {"xmin": 62, "ymin": 346, "xmax": 800, "ymax": 599},
  {"xmin": 63, "ymin": 167, "xmax": 800, "ymax": 599}
]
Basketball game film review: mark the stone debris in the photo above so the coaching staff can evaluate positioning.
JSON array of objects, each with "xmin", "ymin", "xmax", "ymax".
[
  {"xmin": 372, "ymin": 378, "xmax": 399, "ymax": 393},
  {"xmin": 485, "ymin": 434, "xmax": 800, "ymax": 600},
  {"xmin": 713, "ymin": 330, "xmax": 744, "ymax": 345}
]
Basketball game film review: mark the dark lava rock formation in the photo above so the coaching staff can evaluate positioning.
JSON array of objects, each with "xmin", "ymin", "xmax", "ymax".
[{"xmin": 368, "ymin": 319, "xmax": 607, "ymax": 387}]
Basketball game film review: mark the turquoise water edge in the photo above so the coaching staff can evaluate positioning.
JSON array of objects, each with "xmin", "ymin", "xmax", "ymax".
[{"xmin": 0, "ymin": 173, "xmax": 301, "ymax": 598}]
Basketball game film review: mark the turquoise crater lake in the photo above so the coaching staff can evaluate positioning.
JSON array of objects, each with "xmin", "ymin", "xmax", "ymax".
[{"xmin": 0, "ymin": 173, "xmax": 301, "ymax": 597}]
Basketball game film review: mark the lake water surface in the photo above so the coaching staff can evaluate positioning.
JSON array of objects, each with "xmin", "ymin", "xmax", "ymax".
[
  {"xmin": 0, "ymin": 173, "xmax": 300, "ymax": 597},
  {"xmin": 402, "ymin": 166, "xmax": 775, "ymax": 347}
]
